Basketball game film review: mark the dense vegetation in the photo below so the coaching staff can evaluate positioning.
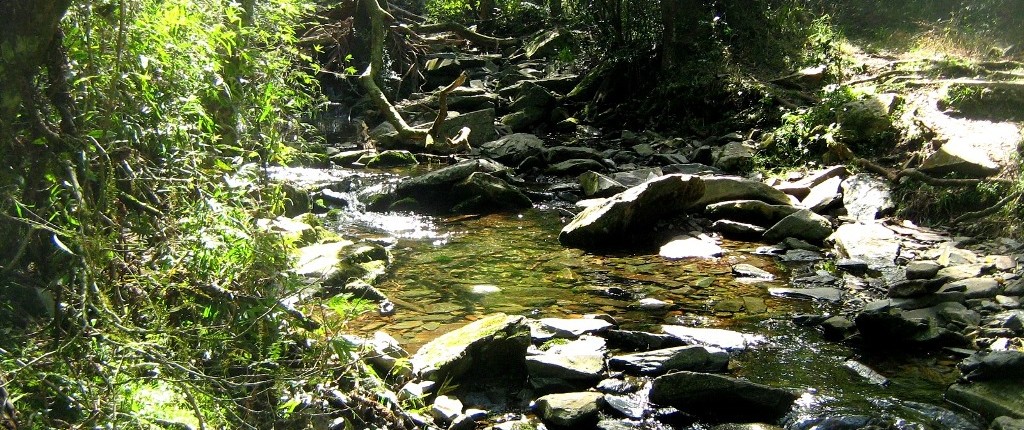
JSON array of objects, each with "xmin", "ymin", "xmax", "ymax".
[{"xmin": 0, "ymin": 0, "xmax": 1021, "ymax": 428}]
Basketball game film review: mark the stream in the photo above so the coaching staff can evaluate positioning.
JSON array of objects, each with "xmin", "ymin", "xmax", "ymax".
[{"xmin": 274, "ymin": 164, "xmax": 982, "ymax": 429}]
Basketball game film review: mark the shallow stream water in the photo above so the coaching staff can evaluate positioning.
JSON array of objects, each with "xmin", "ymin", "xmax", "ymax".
[{"xmin": 285, "ymin": 165, "xmax": 981, "ymax": 428}]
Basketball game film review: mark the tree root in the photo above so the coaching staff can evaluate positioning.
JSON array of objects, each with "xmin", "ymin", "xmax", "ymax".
[
  {"xmin": 412, "ymin": 22, "xmax": 517, "ymax": 48},
  {"xmin": 951, "ymin": 191, "xmax": 1021, "ymax": 224}
]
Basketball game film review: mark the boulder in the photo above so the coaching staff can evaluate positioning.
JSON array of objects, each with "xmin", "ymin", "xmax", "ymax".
[
  {"xmin": 763, "ymin": 209, "xmax": 833, "ymax": 243},
  {"xmin": 711, "ymin": 220, "xmax": 766, "ymax": 239},
  {"xmin": 371, "ymin": 159, "xmax": 529, "ymax": 214},
  {"xmin": 907, "ymin": 261, "xmax": 942, "ymax": 280},
  {"xmin": 704, "ymin": 200, "xmax": 799, "ymax": 227},
  {"xmin": 693, "ymin": 176, "xmax": 792, "ymax": 208},
  {"xmin": 579, "ymin": 171, "xmax": 627, "ymax": 198},
  {"xmin": 527, "ymin": 353, "xmax": 605, "ymax": 385},
  {"xmin": 533, "ymin": 392, "xmax": 605, "ymax": 427},
  {"xmin": 609, "ymin": 345, "xmax": 729, "ymax": 375},
  {"xmin": 501, "ymin": 106, "xmax": 546, "ymax": 131},
  {"xmin": 855, "ymin": 300, "xmax": 975, "ymax": 347},
  {"xmin": 431, "ymin": 395, "xmax": 464, "ymax": 426},
  {"xmin": 450, "ymin": 172, "xmax": 533, "ymax": 213},
  {"xmin": 801, "ymin": 176, "xmax": 843, "ymax": 213},
  {"xmin": 661, "ymin": 325, "xmax": 765, "ymax": 352},
  {"xmin": 920, "ymin": 140, "xmax": 1000, "ymax": 178},
  {"xmin": 946, "ymin": 380, "xmax": 1024, "ymax": 420},
  {"xmin": 478, "ymin": 133, "xmax": 546, "ymax": 166},
  {"xmin": 650, "ymin": 371, "xmax": 800, "ymax": 423},
  {"xmin": 958, "ymin": 351, "xmax": 1024, "ymax": 381},
  {"xmin": 938, "ymin": 278, "xmax": 1002, "ymax": 299},
  {"xmin": 440, "ymin": 108, "xmax": 497, "ymax": 147},
  {"xmin": 603, "ymin": 330, "xmax": 683, "ymax": 351},
  {"xmin": 559, "ymin": 174, "xmax": 705, "ymax": 248},
  {"xmin": 410, "ymin": 313, "xmax": 530, "ymax": 382},
  {"xmin": 841, "ymin": 173, "xmax": 894, "ymax": 222},
  {"xmin": 547, "ymin": 159, "xmax": 606, "ymax": 176}
]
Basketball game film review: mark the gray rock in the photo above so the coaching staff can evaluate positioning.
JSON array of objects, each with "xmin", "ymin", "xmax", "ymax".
[
  {"xmin": 711, "ymin": 220, "xmax": 766, "ymax": 239},
  {"xmin": 733, "ymin": 264, "xmax": 774, "ymax": 280},
  {"xmin": 547, "ymin": 159, "xmax": 606, "ymax": 176},
  {"xmin": 398, "ymin": 380, "xmax": 436, "ymax": 402},
  {"xmin": 820, "ymin": 316, "xmax": 856, "ymax": 340},
  {"xmin": 855, "ymin": 300, "xmax": 974, "ymax": 347},
  {"xmin": 958, "ymin": 350, "xmax": 1024, "ymax": 381},
  {"xmin": 536, "ymin": 317, "xmax": 614, "ymax": 338},
  {"xmin": 450, "ymin": 172, "xmax": 533, "ymax": 213},
  {"xmin": 603, "ymin": 330, "xmax": 683, "ymax": 351},
  {"xmin": 704, "ymin": 199, "xmax": 799, "ymax": 227},
  {"xmin": 579, "ymin": 171, "xmax": 627, "ymax": 198},
  {"xmin": 441, "ymin": 108, "xmax": 497, "ymax": 147},
  {"xmin": 946, "ymin": 380, "xmax": 1024, "ymax": 420},
  {"xmin": 431, "ymin": 395, "xmax": 464, "ymax": 426},
  {"xmin": 776, "ymin": 165, "xmax": 849, "ymax": 200},
  {"xmin": 939, "ymin": 278, "xmax": 1002, "ymax": 299},
  {"xmin": 801, "ymin": 176, "xmax": 842, "ymax": 213},
  {"xmin": 841, "ymin": 173, "xmax": 894, "ymax": 221},
  {"xmin": 920, "ymin": 140, "xmax": 1000, "ymax": 178},
  {"xmin": 478, "ymin": 133, "xmax": 546, "ymax": 166},
  {"xmin": 543, "ymin": 146, "xmax": 605, "ymax": 164},
  {"xmin": 694, "ymin": 176, "xmax": 792, "ymax": 208},
  {"xmin": 612, "ymin": 168, "xmax": 664, "ymax": 187},
  {"xmin": 509, "ymin": 81, "xmax": 558, "ymax": 111},
  {"xmin": 992, "ymin": 416, "xmax": 1024, "ymax": 430},
  {"xmin": 661, "ymin": 325, "xmax": 765, "ymax": 352},
  {"xmin": 649, "ymin": 371, "xmax": 800, "ymax": 422},
  {"xmin": 781, "ymin": 237, "xmax": 822, "ymax": 251},
  {"xmin": 604, "ymin": 391, "xmax": 649, "ymax": 419},
  {"xmin": 410, "ymin": 313, "xmax": 529, "ymax": 382},
  {"xmin": 836, "ymin": 258, "xmax": 869, "ymax": 275},
  {"xmin": 991, "ymin": 310, "xmax": 1024, "ymax": 333},
  {"xmin": 888, "ymin": 278, "xmax": 945, "ymax": 298},
  {"xmin": 939, "ymin": 264, "xmax": 991, "ymax": 281},
  {"xmin": 843, "ymin": 360, "xmax": 890, "ymax": 386},
  {"xmin": 527, "ymin": 353, "xmax": 605, "ymax": 383},
  {"xmin": 559, "ymin": 174, "xmax": 705, "ymax": 248},
  {"xmin": 714, "ymin": 141, "xmax": 755, "ymax": 173},
  {"xmin": 907, "ymin": 261, "xmax": 942, "ymax": 279},
  {"xmin": 501, "ymin": 107, "xmax": 546, "ymax": 131},
  {"xmin": 768, "ymin": 287, "xmax": 842, "ymax": 302},
  {"xmin": 830, "ymin": 223, "xmax": 901, "ymax": 274},
  {"xmin": 534, "ymin": 391, "xmax": 605, "ymax": 427},
  {"xmin": 660, "ymin": 236, "xmax": 724, "ymax": 259},
  {"xmin": 375, "ymin": 159, "xmax": 517, "ymax": 213},
  {"xmin": 763, "ymin": 209, "xmax": 833, "ymax": 243},
  {"xmin": 609, "ymin": 345, "xmax": 729, "ymax": 375}
]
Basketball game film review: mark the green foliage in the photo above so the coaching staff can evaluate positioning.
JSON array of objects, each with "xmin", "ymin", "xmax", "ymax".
[{"xmin": 424, "ymin": 0, "xmax": 546, "ymax": 34}]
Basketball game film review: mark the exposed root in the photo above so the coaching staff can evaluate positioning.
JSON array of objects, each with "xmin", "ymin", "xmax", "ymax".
[{"xmin": 951, "ymin": 191, "xmax": 1022, "ymax": 224}]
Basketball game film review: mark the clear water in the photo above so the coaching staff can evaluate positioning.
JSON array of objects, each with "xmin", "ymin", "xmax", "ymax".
[{"xmin": 304, "ymin": 166, "xmax": 979, "ymax": 428}]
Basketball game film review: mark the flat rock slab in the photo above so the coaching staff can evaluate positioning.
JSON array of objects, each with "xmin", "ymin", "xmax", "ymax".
[
  {"xmin": 920, "ymin": 140, "xmax": 1000, "ymax": 178},
  {"xmin": 769, "ymin": 287, "xmax": 843, "ymax": 302},
  {"xmin": 694, "ymin": 176, "xmax": 792, "ymax": 208},
  {"xmin": 527, "ymin": 353, "xmax": 605, "ymax": 381},
  {"xmin": 764, "ymin": 209, "xmax": 833, "ymax": 243},
  {"xmin": 841, "ymin": 173, "xmax": 894, "ymax": 222},
  {"xmin": 704, "ymin": 199, "xmax": 799, "ymax": 227},
  {"xmin": 947, "ymin": 380, "xmax": 1024, "ymax": 420},
  {"xmin": 609, "ymin": 345, "xmax": 729, "ymax": 375},
  {"xmin": 661, "ymin": 325, "xmax": 765, "ymax": 352},
  {"xmin": 829, "ymin": 223, "xmax": 900, "ymax": 273},
  {"xmin": 650, "ymin": 371, "xmax": 800, "ymax": 423}
]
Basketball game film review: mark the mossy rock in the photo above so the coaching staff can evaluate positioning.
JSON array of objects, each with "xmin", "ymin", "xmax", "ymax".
[
  {"xmin": 409, "ymin": 313, "xmax": 530, "ymax": 383},
  {"xmin": 365, "ymin": 150, "xmax": 419, "ymax": 169}
]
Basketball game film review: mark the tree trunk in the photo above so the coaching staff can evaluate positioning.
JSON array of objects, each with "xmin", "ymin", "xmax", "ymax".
[{"xmin": 660, "ymin": 0, "xmax": 704, "ymax": 73}]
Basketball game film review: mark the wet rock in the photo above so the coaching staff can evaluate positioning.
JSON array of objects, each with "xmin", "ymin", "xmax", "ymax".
[
  {"xmin": 364, "ymin": 150, "xmax": 419, "ymax": 169},
  {"xmin": 843, "ymin": 360, "xmax": 890, "ymax": 386},
  {"xmin": 501, "ymin": 107, "xmax": 546, "ymax": 131},
  {"xmin": 711, "ymin": 220, "xmax": 765, "ymax": 239},
  {"xmin": 293, "ymin": 241, "xmax": 356, "ymax": 284},
  {"xmin": 801, "ymin": 176, "xmax": 843, "ymax": 213},
  {"xmin": 649, "ymin": 371, "xmax": 800, "ymax": 423},
  {"xmin": 781, "ymin": 249, "xmax": 825, "ymax": 262},
  {"xmin": 992, "ymin": 416, "xmax": 1024, "ymax": 430},
  {"xmin": 781, "ymin": 237, "xmax": 821, "ymax": 251},
  {"xmin": 855, "ymin": 300, "xmax": 974, "ymax": 347},
  {"xmin": 958, "ymin": 350, "xmax": 1024, "ymax": 381},
  {"xmin": 888, "ymin": 278, "xmax": 946, "ymax": 298},
  {"xmin": 527, "ymin": 353, "xmax": 605, "ymax": 390},
  {"xmin": 939, "ymin": 278, "xmax": 1002, "ymax": 299},
  {"xmin": 374, "ymin": 159, "xmax": 516, "ymax": 213},
  {"xmin": 609, "ymin": 345, "xmax": 729, "ymax": 376},
  {"xmin": 704, "ymin": 199, "xmax": 799, "ymax": 227},
  {"xmin": 540, "ymin": 334, "xmax": 608, "ymax": 355},
  {"xmin": 836, "ymin": 258, "xmax": 869, "ymax": 275},
  {"xmin": 410, "ymin": 313, "xmax": 530, "ymax": 382},
  {"xmin": 533, "ymin": 391, "xmax": 605, "ymax": 427},
  {"xmin": 820, "ymin": 316, "xmax": 856, "ymax": 340},
  {"xmin": 441, "ymin": 108, "xmax": 497, "ymax": 147},
  {"xmin": 920, "ymin": 140, "xmax": 1000, "ymax": 178},
  {"xmin": 536, "ymin": 317, "xmax": 614, "ymax": 338},
  {"xmin": 547, "ymin": 159, "xmax": 607, "ymax": 176},
  {"xmin": 604, "ymin": 330, "xmax": 682, "ymax": 351},
  {"xmin": 763, "ymin": 209, "xmax": 833, "ymax": 243},
  {"xmin": 478, "ymin": 133, "xmax": 546, "ymax": 166},
  {"xmin": 543, "ymin": 146, "xmax": 605, "ymax": 165},
  {"xmin": 991, "ymin": 310, "xmax": 1024, "ymax": 333},
  {"xmin": 612, "ymin": 168, "xmax": 664, "ymax": 187},
  {"xmin": 907, "ymin": 261, "xmax": 942, "ymax": 279},
  {"xmin": 597, "ymin": 377, "xmax": 644, "ymax": 395},
  {"xmin": 579, "ymin": 171, "xmax": 627, "ymax": 198},
  {"xmin": 946, "ymin": 380, "xmax": 1024, "ymax": 420},
  {"xmin": 732, "ymin": 264, "xmax": 774, "ymax": 280},
  {"xmin": 450, "ymin": 172, "xmax": 533, "ymax": 213},
  {"xmin": 829, "ymin": 223, "xmax": 900, "ymax": 274},
  {"xmin": 695, "ymin": 176, "xmax": 792, "ymax": 208},
  {"xmin": 659, "ymin": 236, "xmax": 724, "ymax": 259},
  {"xmin": 768, "ymin": 287, "xmax": 842, "ymax": 302},
  {"xmin": 637, "ymin": 297, "xmax": 671, "ymax": 310},
  {"xmin": 559, "ymin": 174, "xmax": 705, "ymax": 249},
  {"xmin": 713, "ymin": 141, "xmax": 755, "ymax": 173},
  {"xmin": 841, "ymin": 173, "xmax": 894, "ymax": 222},
  {"xmin": 604, "ymin": 391, "xmax": 649, "ymax": 420},
  {"xmin": 661, "ymin": 325, "xmax": 765, "ymax": 352}
]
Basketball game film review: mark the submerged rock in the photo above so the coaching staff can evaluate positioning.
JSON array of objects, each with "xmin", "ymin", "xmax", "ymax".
[
  {"xmin": 659, "ymin": 236, "xmax": 725, "ymax": 259},
  {"xmin": 649, "ymin": 371, "xmax": 800, "ymax": 423},
  {"xmin": 661, "ymin": 325, "xmax": 765, "ymax": 352}
]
